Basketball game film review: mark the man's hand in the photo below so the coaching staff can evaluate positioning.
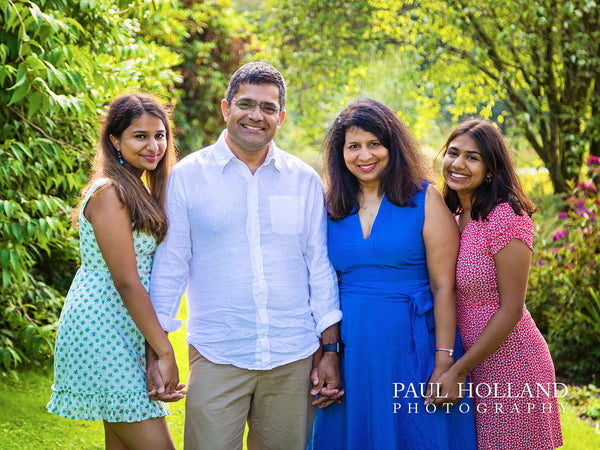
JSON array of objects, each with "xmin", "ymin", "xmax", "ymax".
[
  {"xmin": 310, "ymin": 351, "xmax": 344, "ymax": 409},
  {"xmin": 310, "ymin": 324, "xmax": 344, "ymax": 408}
]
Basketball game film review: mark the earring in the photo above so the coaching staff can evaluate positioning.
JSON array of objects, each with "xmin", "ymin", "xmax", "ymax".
[
  {"xmin": 116, "ymin": 146, "xmax": 124, "ymax": 164},
  {"xmin": 485, "ymin": 175, "xmax": 492, "ymax": 183}
]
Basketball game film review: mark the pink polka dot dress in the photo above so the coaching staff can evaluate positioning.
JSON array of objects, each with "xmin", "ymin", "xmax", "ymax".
[{"xmin": 456, "ymin": 203, "xmax": 563, "ymax": 449}]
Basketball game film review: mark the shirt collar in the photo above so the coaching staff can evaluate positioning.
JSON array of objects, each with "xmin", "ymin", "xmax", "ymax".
[{"xmin": 213, "ymin": 130, "xmax": 283, "ymax": 173}]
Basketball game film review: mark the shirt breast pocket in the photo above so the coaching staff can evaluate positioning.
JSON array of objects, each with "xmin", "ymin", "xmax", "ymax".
[{"xmin": 269, "ymin": 195, "xmax": 305, "ymax": 235}]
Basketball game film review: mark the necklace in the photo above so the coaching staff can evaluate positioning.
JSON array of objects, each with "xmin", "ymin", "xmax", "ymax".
[
  {"xmin": 360, "ymin": 202, "xmax": 381, "ymax": 211},
  {"xmin": 359, "ymin": 194, "xmax": 383, "ymax": 211}
]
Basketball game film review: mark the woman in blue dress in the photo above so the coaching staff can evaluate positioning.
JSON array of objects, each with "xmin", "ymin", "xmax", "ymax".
[{"xmin": 310, "ymin": 99, "xmax": 477, "ymax": 449}]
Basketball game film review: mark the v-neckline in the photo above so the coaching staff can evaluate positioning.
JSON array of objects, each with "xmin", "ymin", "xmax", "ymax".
[
  {"xmin": 458, "ymin": 211, "xmax": 472, "ymax": 235},
  {"xmin": 357, "ymin": 195, "xmax": 386, "ymax": 240}
]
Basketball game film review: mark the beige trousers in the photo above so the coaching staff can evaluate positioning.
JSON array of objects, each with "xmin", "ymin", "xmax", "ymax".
[{"xmin": 184, "ymin": 346, "xmax": 314, "ymax": 450}]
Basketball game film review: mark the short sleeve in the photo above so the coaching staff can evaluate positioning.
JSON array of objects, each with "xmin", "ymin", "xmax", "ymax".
[{"xmin": 487, "ymin": 203, "xmax": 534, "ymax": 255}]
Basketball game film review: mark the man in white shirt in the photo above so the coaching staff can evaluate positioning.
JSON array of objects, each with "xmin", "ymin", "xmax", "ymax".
[{"xmin": 147, "ymin": 62, "xmax": 343, "ymax": 449}]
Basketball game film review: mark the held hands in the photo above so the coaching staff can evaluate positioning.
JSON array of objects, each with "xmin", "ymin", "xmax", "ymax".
[
  {"xmin": 310, "ymin": 350, "xmax": 345, "ymax": 409},
  {"xmin": 424, "ymin": 353, "xmax": 465, "ymax": 407},
  {"xmin": 146, "ymin": 344, "xmax": 186, "ymax": 402}
]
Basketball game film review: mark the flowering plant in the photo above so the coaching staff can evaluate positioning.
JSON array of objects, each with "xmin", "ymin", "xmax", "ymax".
[{"xmin": 528, "ymin": 156, "xmax": 600, "ymax": 382}]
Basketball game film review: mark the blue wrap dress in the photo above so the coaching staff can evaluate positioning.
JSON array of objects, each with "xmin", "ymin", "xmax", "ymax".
[{"xmin": 310, "ymin": 186, "xmax": 477, "ymax": 450}]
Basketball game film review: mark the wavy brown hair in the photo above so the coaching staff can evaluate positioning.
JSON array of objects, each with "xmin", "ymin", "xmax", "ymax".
[
  {"xmin": 441, "ymin": 118, "xmax": 536, "ymax": 220},
  {"xmin": 325, "ymin": 99, "xmax": 433, "ymax": 220},
  {"xmin": 74, "ymin": 93, "xmax": 177, "ymax": 243}
]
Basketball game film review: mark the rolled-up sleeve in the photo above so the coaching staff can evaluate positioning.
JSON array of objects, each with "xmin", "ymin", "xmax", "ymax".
[
  {"xmin": 149, "ymin": 171, "xmax": 192, "ymax": 332},
  {"xmin": 304, "ymin": 176, "xmax": 342, "ymax": 337}
]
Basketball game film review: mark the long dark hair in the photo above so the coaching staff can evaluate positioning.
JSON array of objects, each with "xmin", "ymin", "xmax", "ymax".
[
  {"xmin": 441, "ymin": 118, "xmax": 536, "ymax": 220},
  {"xmin": 325, "ymin": 98, "xmax": 433, "ymax": 220},
  {"xmin": 74, "ymin": 93, "xmax": 177, "ymax": 243}
]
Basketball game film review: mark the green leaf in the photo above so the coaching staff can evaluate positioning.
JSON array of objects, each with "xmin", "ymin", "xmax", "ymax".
[
  {"xmin": 39, "ymin": 218, "xmax": 48, "ymax": 234},
  {"xmin": 46, "ymin": 217, "xmax": 56, "ymax": 231},
  {"xmin": 28, "ymin": 91, "xmax": 45, "ymax": 117},
  {"xmin": 0, "ymin": 249, "xmax": 9, "ymax": 268},
  {"xmin": 49, "ymin": 93, "xmax": 68, "ymax": 112},
  {"xmin": 0, "ymin": 43, "xmax": 8, "ymax": 64},
  {"xmin": 3, "ymin": 200, "xmax": 14, "ymax": 216},
  {"xmin": 28, "ymin": 3, "xmax": 44, "ymax": 27},
  {"xmin": 7, "ymin": 64, "xmax": 28, "ymax": 91},
  {"xmin": 25, "ymin": 54, "xmax": 45, "ymax": 71},
  {"xmin": 10, "ymin": 222, "xmax": 23, "ymax": 242},
  {"xmin": 26, "ymin": 221, "xmax": 35, "ymax": 237},
  {"xmin": 2, "ymin": 268, "xmax": 10, "ymax": 288},
  {"xmin": 0, "ymin": 1, "xmax": 9, "ymax": 15},
  {"xmin": 8, "ymin": 83, "xmax": 30, "ymax": 105}
]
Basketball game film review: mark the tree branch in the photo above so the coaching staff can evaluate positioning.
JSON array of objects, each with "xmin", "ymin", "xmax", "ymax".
[{"xmin": 9, "ymin": 107, "xmax": 85, "ymax": 154}]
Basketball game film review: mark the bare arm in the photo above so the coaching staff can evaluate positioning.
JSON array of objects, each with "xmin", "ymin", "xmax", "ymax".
[
  {"xmin": 422, "ymin": 184, "xmax": 460, "ymax": 386},
  {"xmin": 430, "ymin": 238, "xmax": 531, "ymax": 405},
  {"xmin": 86, "ymin": 185, "xmax": 181, "ymax": 395}
]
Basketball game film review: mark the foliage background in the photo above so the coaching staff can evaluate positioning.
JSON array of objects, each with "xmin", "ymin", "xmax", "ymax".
[
  {"xmin": 1, "ymin": 0, "xmax": 179, "ymax": 372},
  {"xmin": 0, "ymin": 0, "xmax": 254, "ymax": 375},
  {"xmin": 527, "ymin": 157, "xmax": 600, "ymax": 381},
  {"xmin": 1, "ymin": 0, "xmax": 598, "ymax": 388}
]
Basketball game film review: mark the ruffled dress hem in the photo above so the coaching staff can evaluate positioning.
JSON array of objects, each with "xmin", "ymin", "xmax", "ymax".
[{"xmin": 47, "ymin": 387, "xmax": 169, "ymax": 422}]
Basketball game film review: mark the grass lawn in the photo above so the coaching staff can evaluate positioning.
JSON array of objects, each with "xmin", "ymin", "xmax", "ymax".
[{"xmin": 1, "ymin": 301, "xmax": 598, "ymax": 449}]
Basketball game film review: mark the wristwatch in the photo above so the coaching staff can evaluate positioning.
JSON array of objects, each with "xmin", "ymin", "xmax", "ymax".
[{"xmin": 322, "ymin": 342, "xmax": 344, "ymax": 355}]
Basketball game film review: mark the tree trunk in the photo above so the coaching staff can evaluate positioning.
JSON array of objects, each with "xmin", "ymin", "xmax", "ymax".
[
  {"xmin": 590, "ymin": 78, "xmax": 600, "ymax": 158},
  {"xmin": 545, "ymin": 156, "xmax": 570, "ymax": 193}
]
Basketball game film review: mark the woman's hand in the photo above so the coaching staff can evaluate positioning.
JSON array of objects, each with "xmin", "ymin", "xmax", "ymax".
[
  {"xmin": 146, "ymin": 343, "xmax": 186, "ymax": 402},
  {"xmin": 425, "ymin": 361, "xmax": 467, "ymax": 408}
]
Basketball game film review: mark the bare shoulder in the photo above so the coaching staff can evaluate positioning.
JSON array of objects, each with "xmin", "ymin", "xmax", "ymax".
[
  {"xmin": 84, "ymin": 183, "xmax": 128, "ymax": 225},
  {"xmin": 424, "ymin": 183, "xmax": 452, "ymax": 218},
  {"xmin": 425, "ymin": 182, "xmax": 442, "ymax": 196}
]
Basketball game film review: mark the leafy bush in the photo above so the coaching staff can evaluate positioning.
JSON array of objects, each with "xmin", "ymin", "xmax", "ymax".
[
  {"xmin": 160, "ymin": 0, "xmax": 257, "ymax": 155},
  {"xmin": 0, "ymin": 0, "xmax": 257, "ymax": 376},
  {"xmin": 564, "ymin": 384, "xmax": 600, "ymax": 423},
  {"xmin": 0, "ymin": 0, "xmax": 180, "ymax": 375},
  {"xmin": 528, "ymin": 156, "xmax": 600, "ymax": 382}
]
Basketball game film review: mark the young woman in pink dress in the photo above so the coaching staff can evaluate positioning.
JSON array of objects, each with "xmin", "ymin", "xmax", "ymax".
[{"xmin": 430, "ymin": 118, "xmax": 563, "ymax": 449}]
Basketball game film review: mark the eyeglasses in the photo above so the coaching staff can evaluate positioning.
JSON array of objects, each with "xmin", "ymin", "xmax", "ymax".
[{"xmin": 233, "ymin": 99, "xmax": 280, "ymax": 115}]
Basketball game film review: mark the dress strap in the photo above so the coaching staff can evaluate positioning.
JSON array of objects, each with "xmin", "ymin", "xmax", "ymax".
[{"xmin": 79, "ymin": 178, "xmax": 111, "ymax": 223}]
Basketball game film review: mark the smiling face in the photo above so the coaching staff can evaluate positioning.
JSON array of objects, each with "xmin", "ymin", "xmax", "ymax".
[
  {"xmin": 442, "ymin": 133, "xmax": 489, "ymax": 204},
  {"xmin": 343, "ymin": 127, "xmax": 390, "ymax": 191},
  {"xmin": 110, "ymin": 113, "xmax": 167, "ymax": 175},
  {"xmin": 221, "ymin": 82, "xmax": 285, "ymax": 164}
]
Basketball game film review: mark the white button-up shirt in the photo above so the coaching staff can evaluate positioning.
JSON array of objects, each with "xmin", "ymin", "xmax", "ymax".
[{"xmin": 149, "ymin": 131, "xmax": 341, "ymax": 370}]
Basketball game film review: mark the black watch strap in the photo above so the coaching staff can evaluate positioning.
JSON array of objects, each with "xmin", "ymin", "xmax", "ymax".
[{"xmin": 322, "ymin": 342, "xmax": 343, "ymax": 355}]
